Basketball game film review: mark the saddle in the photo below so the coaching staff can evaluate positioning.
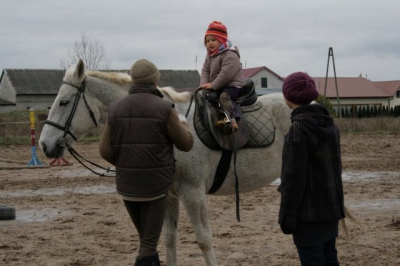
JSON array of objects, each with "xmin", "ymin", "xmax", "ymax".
[
  {"xmin": 194, "ymin": 79, "xmax": 276, "ymax": 151},
  {"xmin": 193, "ymin": 80, "xmax": 276, "ymax": 217}
]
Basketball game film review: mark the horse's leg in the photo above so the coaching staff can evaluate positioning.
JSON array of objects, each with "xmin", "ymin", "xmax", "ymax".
[
  {"xmin": 181, "ymin": 189, "xmax": 217, "ymax": 266},
  {"xmin": 163, "ymin": 193, "xmax": 180, "ymax": 266}
]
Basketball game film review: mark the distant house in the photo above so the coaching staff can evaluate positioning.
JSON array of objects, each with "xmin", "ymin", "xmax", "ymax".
[
  {"xmin": 313, "ymin": 77, "xmax": 400, "ymax": 111},
  {"xmin": 0, "ymin": 69, "xmax": 65, "ymax": 112},
  {"xmin": 243, "ymin": 66, "xmax": 284, "ymax": 95},
  {"xmin": 0, "ymin": 69, "xmax": 199, "ymax": 112}
]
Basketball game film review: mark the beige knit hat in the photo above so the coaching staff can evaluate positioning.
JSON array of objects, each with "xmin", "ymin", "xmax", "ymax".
[{"xmin": 130, "ymin": 59, "xmax": 161, "ymax": 85}]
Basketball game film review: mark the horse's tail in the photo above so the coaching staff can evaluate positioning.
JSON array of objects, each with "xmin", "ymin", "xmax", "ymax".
[{"xmin": 340, "ymin": 205, "xmax": 364, "ymax": 238}]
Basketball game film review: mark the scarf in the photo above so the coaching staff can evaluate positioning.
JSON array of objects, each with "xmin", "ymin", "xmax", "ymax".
[{"xmin": 208, "ymin": 40, "xmax": 234, "ymax": 57}]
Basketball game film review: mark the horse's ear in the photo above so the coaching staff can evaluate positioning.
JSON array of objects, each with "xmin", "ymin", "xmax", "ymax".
[{"xmin": 77, "ymin": 59, "xmax": 85, "ymax": 80}]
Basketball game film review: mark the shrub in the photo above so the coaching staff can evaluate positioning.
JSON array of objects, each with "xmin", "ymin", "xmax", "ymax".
[{"xmin": 316, "ymin": 95, "xmax": 336, "ymax": 117}]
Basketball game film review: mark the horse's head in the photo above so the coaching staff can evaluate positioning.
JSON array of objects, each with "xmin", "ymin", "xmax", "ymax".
[{"xmin": 39, "ymin": 59, "xmax": 101, "ymax": 158}]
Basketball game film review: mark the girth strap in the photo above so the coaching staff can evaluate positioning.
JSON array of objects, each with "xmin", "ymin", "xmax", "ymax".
[
  {"xmin": 207, "ymin": 141, "xmax": 241, "ymax": 222},
  {"xmin": 208, "ymin": 150, "xmax": 232, "ymax": 194}
]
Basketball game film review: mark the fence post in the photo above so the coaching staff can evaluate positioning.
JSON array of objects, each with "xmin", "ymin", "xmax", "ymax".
[{"xmin": 27, "ymin": 108, "xmax": 43, "ymax": 166}]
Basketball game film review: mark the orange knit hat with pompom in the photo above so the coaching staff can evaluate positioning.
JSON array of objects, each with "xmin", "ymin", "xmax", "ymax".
[{"xmin": 205, "ymin": 21, "xmax": 228, "ymax": 43}]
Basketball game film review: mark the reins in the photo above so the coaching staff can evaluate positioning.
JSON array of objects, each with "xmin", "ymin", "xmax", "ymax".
[
  {"xmin": 66, "ymin": 143, "xmax": 116, "ymax": 177},
  {"xmin": 185, "ymin": 89, "xmax": 241, "ymax": 222},
  {"xmin": 45, "ymin": 78, "xmax": 116, "ymax": 177},
  {"xmin": 44, "ymin": 78, "xmax": 98, "ymax": 142},
  {"xmin": 185, "ymin": 88, "xmax": 202, "ymax": 118}
]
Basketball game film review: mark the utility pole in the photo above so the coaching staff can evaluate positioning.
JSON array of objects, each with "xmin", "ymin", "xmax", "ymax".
[{"xmin": 324, "ymin": 47, "xmax": 341, "ymax": 117}]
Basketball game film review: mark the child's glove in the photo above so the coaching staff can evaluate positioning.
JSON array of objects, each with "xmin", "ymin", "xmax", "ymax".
[{"xmin": 178, "ymin": 114, "xmax": 187, "ymax": 122}]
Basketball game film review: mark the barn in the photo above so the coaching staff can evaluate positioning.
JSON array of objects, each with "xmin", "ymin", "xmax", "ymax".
[{"xmin": 0, "ymin": 69, "xmax": 200, "ymax": 112}]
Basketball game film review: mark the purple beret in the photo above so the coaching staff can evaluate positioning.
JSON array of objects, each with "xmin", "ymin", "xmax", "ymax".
[{"xmin": 282, "ymin": 72, "xmax": 319, "ymax": 105}]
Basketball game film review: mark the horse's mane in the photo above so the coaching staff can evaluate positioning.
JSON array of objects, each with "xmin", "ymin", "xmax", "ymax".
[
  {"xmin": 86, "ymin": 70, "xmax": 192, "ymax": 103},
  {"xmin": 87, "ymin": 70, "xmax": 132, "ymax": 85},
  {"xmin": 158, "ymin": 86, "xmax": 192, "ymax": 103}
]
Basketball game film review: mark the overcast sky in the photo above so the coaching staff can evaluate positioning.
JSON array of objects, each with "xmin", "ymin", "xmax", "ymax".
[{"xmin": 1, "ymin": 0, "xmax": 399, "ymax": 81}]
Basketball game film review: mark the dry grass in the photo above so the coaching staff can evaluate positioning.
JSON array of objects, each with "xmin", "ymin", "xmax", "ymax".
[
  {"xmin": 335, "ymin": 117, "xmax": 400, "ymax": 134},
  {"xmin": 0, "ymin": 110, "xmax": 103, "ymax": 145},
  {"xmin": 0, "ymin": 111, "xmax": 399, "ymax": 145}
]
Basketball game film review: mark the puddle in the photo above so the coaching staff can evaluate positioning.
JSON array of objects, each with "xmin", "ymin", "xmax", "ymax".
[
  {"xmin": 4, "ymin": 170, "xmax": 391, "ymax": 198},
  {"xmin": 0, "ymin": 185, "xmax": 115, "ymax": 198},
  {"xmin": 15, "ymin": 208, "xmax": 71, "ymax": 222},
  {"xmin": 348, "ymin": 199, "xmax": 400, "ymax": 209},
  {"xmin": 342, "ymin": 171, "xmax": 399, "ymax": 181},
  {"xmin": 1, "ymin": 170, "xmax": 398, "ymax": 224},
  {"xmin": 271, "ymin": 178, "xmax": 281, "ymax": 185},
  {"xmin": 271, "ymin": 171, "xmax": 399, "ymax": 186},
  {"xmin": 59, "ymin": 169, "xmax": 115, "ymax": 177}
]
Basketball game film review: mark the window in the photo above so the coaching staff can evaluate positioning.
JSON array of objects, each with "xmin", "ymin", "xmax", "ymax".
[
  {"xmin": 396, "ymin": 90, "xmax": 400, "ymax": 98},
  {"xmin": 261, "ymin": 77, "xmax": 268, "ymax": 88}
]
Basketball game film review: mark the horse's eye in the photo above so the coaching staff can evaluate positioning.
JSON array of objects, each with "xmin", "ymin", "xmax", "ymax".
[{"xmin": 60, "ymin": 100, "xmax": 69, "ymax": 106}]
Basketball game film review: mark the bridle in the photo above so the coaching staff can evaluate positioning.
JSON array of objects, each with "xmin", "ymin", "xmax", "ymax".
[
  {"xmin": 44, "ymin": 78, "xmax": 115, "ymax": 176},
  {"xmin": 44, "ymin": 78, "xmax": 98, "ymax": 142}
]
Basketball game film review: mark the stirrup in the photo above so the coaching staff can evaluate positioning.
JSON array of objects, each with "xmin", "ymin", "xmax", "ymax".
[
  {"xmin": 225, "ymin": 119, "xmax": 238, "ymax": 132},
  {"xmin": 218, "ymin": 106, "xmax": 231, "ymax": 124},
  {"xmin": 216, "ymin": 117, "xmax": 229, "ymax": 127}
]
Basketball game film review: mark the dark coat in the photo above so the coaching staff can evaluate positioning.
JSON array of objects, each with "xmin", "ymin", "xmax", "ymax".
[
  {"xmin": 278, "ymin": 104, "xmax": 345, "ymax": 232},
  {"xmin": 108, "ymin": 85, "xmax": 175, "ymax": 197}
]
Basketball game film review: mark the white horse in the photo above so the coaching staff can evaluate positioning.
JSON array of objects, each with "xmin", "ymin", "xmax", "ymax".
[{"xmin": 39, "ymin": 59, "xmax": 292, "ymax": 265}]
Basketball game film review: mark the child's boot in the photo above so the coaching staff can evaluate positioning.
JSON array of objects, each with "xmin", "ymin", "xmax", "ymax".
[
  {"xmin": 230, "ymin": 118, "xmax": 238, "ymax": 131},
  {"xmin": 216, "ymin": 117, "xmax": 228, "ymax": 128}
]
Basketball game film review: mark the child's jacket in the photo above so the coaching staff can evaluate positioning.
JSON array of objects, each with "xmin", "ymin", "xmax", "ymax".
[{"xmin": 200, "ymin": 47, "xmax": 244, "ymax": 90}]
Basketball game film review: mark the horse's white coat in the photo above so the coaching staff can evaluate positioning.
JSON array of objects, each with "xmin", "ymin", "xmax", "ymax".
[{"xmin": 39, "ymin": 60, "xmax": 292, "ymax": 266}]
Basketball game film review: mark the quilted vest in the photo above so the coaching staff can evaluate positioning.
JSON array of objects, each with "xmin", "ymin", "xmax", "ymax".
[{"xmin": 108, "ymin": 86, "xmax": 174, "ymax": 197}]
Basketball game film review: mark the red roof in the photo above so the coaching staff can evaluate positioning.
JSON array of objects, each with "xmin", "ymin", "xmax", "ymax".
[
  {"xmin": 243, "ymin": 66, "xmax": 283, "ymax": 81},
  {"xmin": 312, "ymin": 77, "xmax": 400, "ymax": 98},
  {"xmin": 374, "ymin": 80, "xmax": 400, "ymax": 95}
]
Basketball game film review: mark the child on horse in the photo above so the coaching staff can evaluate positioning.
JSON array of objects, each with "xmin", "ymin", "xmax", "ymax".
[{"xmin": 199, "ymin": 21, "xmax": 245, "ymax": 131}]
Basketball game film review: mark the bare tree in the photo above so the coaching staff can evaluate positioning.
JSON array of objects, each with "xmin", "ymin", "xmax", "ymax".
[{"xmin": 60, "ymin": 33, "xmax": 112, "ymax": 70}]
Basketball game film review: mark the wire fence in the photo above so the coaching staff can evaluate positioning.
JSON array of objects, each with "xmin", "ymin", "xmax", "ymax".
[
  {"xmin": 0, "ymin": 121, "xmax": 103, "ymax": 145},
  {"xmin": 1, "ymin": 115, "xmax": 398, "ymax": 145},
  {"xmin": 0, "ymin": 121, "xmax": 44, "ymax": 145}
]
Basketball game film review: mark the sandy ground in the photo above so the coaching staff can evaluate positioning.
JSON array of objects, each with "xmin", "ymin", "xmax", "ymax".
[{"xmin": 0, "ymin": 134, "xmax": 399, "ymax": 266}]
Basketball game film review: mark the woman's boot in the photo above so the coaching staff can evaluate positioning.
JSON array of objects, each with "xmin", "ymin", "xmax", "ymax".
[{"xmin": 134, "ymin": 253, "xmax": 160, "ymax": 266}]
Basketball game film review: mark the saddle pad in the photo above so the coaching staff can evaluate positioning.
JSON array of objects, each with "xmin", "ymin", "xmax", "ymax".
[
  {"xmin": 242, "ymin": 102, "xmax": 276, "ymax": 148},
  {"xmin": 194, "ymin": 94, "xmax": 275, "ymax": 150}
]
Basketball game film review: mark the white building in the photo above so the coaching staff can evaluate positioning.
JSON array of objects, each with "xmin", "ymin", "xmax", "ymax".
[{"xmin": 243, "ymin": 66, "xmax": 284, "ymax": 95}]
